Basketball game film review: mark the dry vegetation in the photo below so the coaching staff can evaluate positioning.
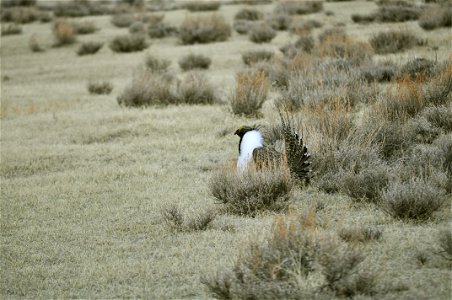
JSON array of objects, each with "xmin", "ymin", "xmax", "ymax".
[{"xmin": 1, "ymin": 0, "xmax": 451, "ymax": 298}]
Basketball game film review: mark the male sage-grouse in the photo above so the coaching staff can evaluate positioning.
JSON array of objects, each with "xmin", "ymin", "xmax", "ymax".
[{"xmin": 234, "ymin": 114, "xmax": 311, "ymax": 182}]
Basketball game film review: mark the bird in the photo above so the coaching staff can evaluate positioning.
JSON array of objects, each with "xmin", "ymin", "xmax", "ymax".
[{"xmin": 234, "ymin": 113, "xmax": 312, "ymax": 182}]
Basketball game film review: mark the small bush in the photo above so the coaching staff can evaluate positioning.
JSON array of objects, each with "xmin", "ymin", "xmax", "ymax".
[
  {"xmin": 117, "ymin": 72, "xmax": 174, "ymax": 107},
  {"xmin": 438, "ymin": 229, "xmax": 452, "ymax": 260},
  {"xmin": 179, "ymin": 14, "xmax": 231, "ymax": 44},
  {"xmin": 230, "ymin": 70, "xmax": 269, "ymax": 117},
  {"xmin": 275, "ymin": 1, "xmax": 323, "ymax": 15},
  {"xmin": 233, "ymin": 19, "xmax": 252, "ymax": 34},
  {"xmin": 184, "ymin": 1, "xmax": 221, "ymax": 11},
  {"xmin": 381, "ymin": 178, "xmax": 446, "ymax": 221},
  {"xmin": 249, "ymin": 23, "xmax": 277, "ymax": 43},
  {"xmin": 209, "ymin": 163, "xmax": 293, "ymax": 216},
  {"xmin": 52, "ymin": 19, "xmax": 77, "ymax": 46},
  {"xmin": 421, "ymin": 105, "xmax": 452, "ymax": 132},
  {"xmin": 87, "ymin": 81, "xmax": 113, "ymax": 95},
  {"xmin": 29, "ymin": 34, "xmax": 43, "ymax": 52},
  {"xmin": 109, "ymin": 34, "xmax": 149, "ymax": 53},
  {"xmin": 54, "ymin": 0, "xmax": 109, "ymax": 17},
  {"xmin": 178, "ymin": 54, "xmax": 211, "ymax": 71},
  {"xmin": 398, "ymin": 58, "xmax": 435, "ymax": 80},
  {"xmin": 77, "ymin": 41, "xmax": 103, "ymax": 56},
  {"xmin": 144, "ymin": 54, "xmax": 171, "ymax": 73},
  {"xmin": 242, "ymin": 50, "xmax": 273, "ymax": 66},
  {"xmin": 1, "ymin": 6, "xmax": 40, "ymax": 23},
  {"xmin": 267, "ymin": 13, "xmax": 292, "ymax": 30},
  {"xmin": 110, "ymin": 13, "xmax": 134, "ymax": 28},
  {"xmin": 161, "ymin": 204, "xmax": 215, "ymax": 232},
  {"xmin": 339, "ymin": 226, "xmax": 382, "ymax": 243},
  {"xmin": 318, "ymin": 33, "xmax": 373, "ymax": 66},
  {"xmin": 360, "ymin": 61, "xmax": 397, "ymax": 82},
  {"xmin": 340, "ymin": 166, "xmax": 390, "ymax": 203},
  {"xmin": 1, "ymin": 0, "xmax": 36, "ymax": 7},
  {"xmin": 1, "ymin": 23, "xmax": 22, "ymax": 36},
  {"xmin": 148, "ymin": 22, "xmax": 177, "ymax": 38},
  {"xmin": 351, "ymin": 13, "xmax": 376, "ymax": 23},
  {"xmin": 129, "ymin": 21, "xmax": 145, "ymax": 34},
  {"xmin": 370, "ymin": 30, "xmax": 422, "ymax": 54},
  {"xmin": 375, "ymin": 5, "xmax": 421, "ymax": 22},
  {"xmin": 234, "ymin": 8, "xmax": 263, "ymax": 21},
  {"xmin": 175, "ymin": 72, "xmax": 217, "ymax": 105},
  {"xmin": 72, "ymin": 21, "xmax": 97, "ymax": 34},
  {"xmin": 419, "ymin": 5, "xmax": 452, "ymax": 30}
]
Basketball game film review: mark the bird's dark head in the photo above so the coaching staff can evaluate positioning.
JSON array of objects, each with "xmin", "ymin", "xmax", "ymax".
[{"xmin": 234, "ymin": 125, "xmax": 258, "ymax": 138}]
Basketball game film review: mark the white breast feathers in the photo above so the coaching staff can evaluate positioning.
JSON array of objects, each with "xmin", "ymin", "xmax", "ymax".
[{"xmin": 237, "ymin": 130, "xmax": 263, "ymax": 171}]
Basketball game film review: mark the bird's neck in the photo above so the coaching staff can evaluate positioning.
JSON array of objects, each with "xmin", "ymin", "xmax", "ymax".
[{"xmin": 237, "ymin": 130, "xmax": 263, "ymax": 171}]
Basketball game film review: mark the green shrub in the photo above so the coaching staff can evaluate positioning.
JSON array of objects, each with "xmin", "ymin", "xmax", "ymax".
[
  {"xmin": 234, "ymin": 8, "xmax": 263, "ymax": 21},
  {"xmin": 230, "ymin": 70, "xmax": 269, "ymax": 117},
  {"xmin": 249, "ymin": 23, "xmax": 277, "ymax": 43},
  {"xmin": 175, "ymin": 71, "xmax": 217, "ymax": 105},
  {"xmin": 87, "ymin": 81, "xmax": 113, "ymax": 95},
  {"xmin": 77, "ymin": 41, "xmax": 103, "ymax": 56},
  {"xmin": 179, "ymin": 14, "xmax": 231, "ymax": 44},
  {"xmin": 242, "ymin": 50, "xmax": 273, "ymax": 66},
  {"xmin": 178, "ymin": 54, "xmax": 211, "ymax": 71},
  {"xmin": 381, "ymin": 178, "xmax": 447, "ymax": 221},
  {"xmin": 109, "ymin": 34, "xmax": 149, "ymax": 53},
  {"xmin": 370, "ymin": 30, "xmax": 422, "ymax": 54}
]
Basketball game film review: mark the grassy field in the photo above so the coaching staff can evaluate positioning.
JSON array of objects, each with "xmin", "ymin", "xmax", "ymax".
[{"xmin": 1, "ymin": 0, "xmax": 451, "ymax": 299}]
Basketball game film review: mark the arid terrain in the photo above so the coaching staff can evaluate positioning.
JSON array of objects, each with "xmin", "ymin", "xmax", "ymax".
[{"xmin": 1, "ymin": 0, "xmax": 451, "ymax": 299}]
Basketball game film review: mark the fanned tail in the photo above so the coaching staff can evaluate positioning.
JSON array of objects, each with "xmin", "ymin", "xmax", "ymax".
[{"xmin": 279, "ymin": 110, "xmax": 312, "ymax": 183}]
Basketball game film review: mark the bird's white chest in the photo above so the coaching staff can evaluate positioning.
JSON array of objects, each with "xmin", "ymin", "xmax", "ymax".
[{"xmin": 237, "ymin": 130, "xmax": 263, "ymax": 171}]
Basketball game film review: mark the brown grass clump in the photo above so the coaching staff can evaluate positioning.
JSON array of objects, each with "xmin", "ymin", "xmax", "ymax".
[
  {"xmin": 175, "ymin": 71, "xmax": 217, "ymax": 105},
  {"xmin": 275, "ymin": 1, "xmax": 323, "ymax": 15},
  {"xmin": 419, "ymin": 4, "xmax": 452, "ymax": 30},
  {"xmin": 249, "ymin": 23, "xmax": 277, "ymax": 43},
  {"xmin": 209, "ymin": 163, "xmax": 293, "ymax": 216},
  {"xmin": 381, "ymin": 178, "xmax": 447, "ymax": 221},
  {"xmin": 1, "ymin": 23, "xmax": 22, "ymax": 36},
  {"xmin": 242, "ymin": 50, "xmax": 273, "ymax": 66},
  {"xmin": 117, "ymin": 71, "xmax": 174, "ymax": 107},
  {"xmin": 87, "ymin": 81, "xmax": 113, "ymax": 95},
  {"xmin": 109, "ymin": 34, "xmax": 149, "ymax": 53},
  {"xmin": 318, "ymin": 32, "xmax": 373, "ymax": 66},
  {"xmin": 369, "ymin": 30, "xmax": 422, "ymax": 54},
  {"xmin": 161, "ymin": 204, "xmax": 216, "ymax": 232},
  {"xmin": 234, "ymin": 8, "xmax": 263, "ymax": 21},
  {"xmin": 52, "ymin": 19, "xmax": 77, "ymax": 46},
  {"xmin": 179, "ymin": 14, "xmax": 231, "ymax": 44},
  {"xmin": 230, "ymin": 70, "xmax": 269, "ymax": 117},
  {"xmin": 77, "ymin": 41, "xmax": 103, "ymax": 56},
  {"xmin": 339, "ymin": 226, "xmax": 382, "ymax": 244},
  {"xmin": 183, "ymin": 1, "xmax": 221, "ymax": 12},
  {"xmin": 178, "ymin": 54, "xmax": 212, "ymax": 71}
]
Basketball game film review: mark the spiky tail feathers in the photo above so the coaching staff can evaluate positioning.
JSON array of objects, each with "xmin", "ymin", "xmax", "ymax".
[{"xmin": 279, "ymin": 111, "xmax": 312, "ymax": 182}]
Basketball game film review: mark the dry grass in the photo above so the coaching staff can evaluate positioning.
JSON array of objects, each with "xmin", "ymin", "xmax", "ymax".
[
  {"xmin": 175, "ymin": 71, "xmax": 218, "ymax": 105},
  {"xmin": 1, "ymin": 1, "xmax": 451, "ymax": 299},
  {"xmin": 369, "ymin": 30, "xmax": 422, "ymax": 54},
  {"xmin": 230, "ymin": 70, "xmax": 269, "ymax": 117},
  {"xmin": 1, "ymin": 23, "xmax": 22, "ymax": 36},
  {"xmin": 87, "ymin": 81, "xmax": 113, "ymax": 95},
  {"xmin": 52, "ymin": 19, "xmax": 77, "ymax": 46}
]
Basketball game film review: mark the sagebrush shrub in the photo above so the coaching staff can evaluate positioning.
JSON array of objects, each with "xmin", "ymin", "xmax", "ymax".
[
  {"xmin": 109, "ymin": 34, "xmax": 149, "ymax": 53},
  {"xmin": 318, "ymin": 33, "xmax": 373, "ymax": 66},
  {"xmin": 161, "ymin": 204, "xmax": 215, "ymax": 232},
  {"xmin": 234, "ymin": 8, "xmax": 263, "ymax": 21},
  {"xmin": 52, "ymin": 19, "xmax": 77, "ymax": 46},
  {"xmin": 209, "ymin": 163, "xmax": 293, "ymax": 216},
  {"xmin": 87, "ymin": 81, "xmax": 113, "ymax": 95},
  {"xmin": 274, "ymin": 1, "xmax": 323, "ymax": 15},
  {"xmin": 144, "ymin": 54, "xmax": 171, "ymax": 73},
  {"xmin": 370, "ymin": 30, "xmax": 422, "ymax": 54},
  {"xmin": 175, "ymin": 72, "xmax": 217, "ymax": 105},
  {"xmin": 1, "ymin": 23, "xmax": 22, "ymax": 36},
  {"xmin": 249, "ymin": 23, "xmax": 277, "ymax": 43},
  {"xmin": 1, "ymin": 6, "xmax": 40, "ymax": 23},
  {"xmin": 179, "ymin": 14, "xmax": 231, "ymax": 44},
  {"xmin": 117, "ymin": 71, "xmax": 174, "ymax": 106},
  {"xmin": 381, "ymin": 178, "xmax": 446, "ymax": 221},
  {"xmin": 360, "ymin": 61, "xmax": 397, "ymax": 82},
  {"xmin": 267, "ymin": 13, "xmax": 292, "ymax": 30},
  {"xmin": 129, "ymin": 21, "xmax": 145, "ymax": 34},
  {"xmin": 178, "ymin": 54, "xmax": 211, "ymax": 71},
  {"xmin": 233, "ymin": 19, "xmax": 252, "ymax": 34},
  {"xmin": 111, "ymin": 13, "xmax": 134, "ymax": 28},
  {"xmin": 339, "ymin": 226, "xmax": 383, "ymax": 243},
  {"xmin": 29, "ymin": 34, "xmax": 43, "ymax": 52},
  {"xmin": 148, "ymin": 22, "xmax": 177, "ymax": 38},
  {"xmin": 375, "ymin": 5, "xmax": 420, "ymax": 22},
  {"xmin": 72, "ymin": 20, "xmax": 97, "ymax": 34},
  {"xmin": 242, "ymin": 50, "xmax": 273, "ymax": 66},
  {"xmin": 438, "ymin": 229, "xmax": 452, "ymax": 259},
  {"xmin": 419, "ymin": 5, "xmax": 452, "ymax": 30},
  {"xmin": 77, "ymin": 41, "xmax": 103, "ymax": 55},
  {"xmin": 339, "ymin": 166, "xmax": 390, "ymax": 202},
  {"xmin": 183, "ymin": 1, "xmax": 221, "ymax": 11},
  {"xmin": 230, "ymin": 70, "xmax": 269, "ymax": 117}
]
